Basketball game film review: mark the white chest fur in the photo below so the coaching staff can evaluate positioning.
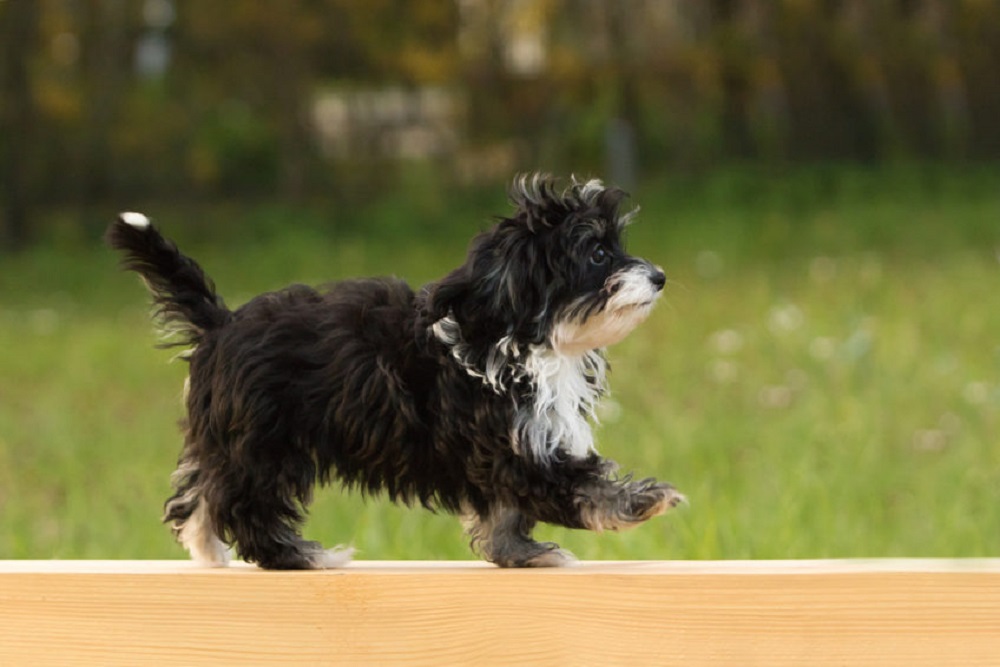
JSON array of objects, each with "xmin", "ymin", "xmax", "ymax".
[
  {"xmin": 431, "ymin": 316, "xmax": 607, "ymax": 461},
  {"xmin": 514, "ymin": 348, "xmax": 606, "ymax": 461}
]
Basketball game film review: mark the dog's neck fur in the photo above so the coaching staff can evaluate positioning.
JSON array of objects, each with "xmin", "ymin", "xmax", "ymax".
[
  {"xmin": 431, "ymin": 315, "xmax": 607, "ymax": 462},
  {"xmin": 513, "ymin": 346, "xmax": 606, "ymax": 461}
]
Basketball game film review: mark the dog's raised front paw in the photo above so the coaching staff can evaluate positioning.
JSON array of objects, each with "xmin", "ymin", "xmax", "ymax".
[{"xmin": 635, "ymin": 482, "xmax": 687, "ymax": 520}]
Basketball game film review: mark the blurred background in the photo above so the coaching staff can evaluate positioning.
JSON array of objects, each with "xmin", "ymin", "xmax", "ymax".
[
  {"xmin": 0, "ymin": 1, "xmax": 998, "ymax": 561},
  {"xmin": 3, "ymin": 0, "xmax": 1000, "ymax": 242}
]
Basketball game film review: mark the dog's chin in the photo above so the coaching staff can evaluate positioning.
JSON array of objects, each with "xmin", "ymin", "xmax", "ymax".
[{"xmin": 551, "ymin": 299, "xmax": 657, "ymax": 356}]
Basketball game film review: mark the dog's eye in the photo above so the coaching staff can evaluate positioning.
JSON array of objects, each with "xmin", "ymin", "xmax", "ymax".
[{"xmin": 590, "ymin": 245, "xmax": 610, "ymax": 266}]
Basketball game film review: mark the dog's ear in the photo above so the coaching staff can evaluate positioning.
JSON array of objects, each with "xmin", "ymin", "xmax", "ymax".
[
  {"xmin": 425, "ymin": 225, "xmax": 549, "ymax": 346},
  {"xmin": 425, "ymin": 264, "xmax": 471, "ymax": 325}
]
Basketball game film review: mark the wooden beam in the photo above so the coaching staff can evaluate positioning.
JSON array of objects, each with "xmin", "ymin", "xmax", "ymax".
[{"xmin": 2, "ymin": 560, "xmax": 999, "ymax": 665}]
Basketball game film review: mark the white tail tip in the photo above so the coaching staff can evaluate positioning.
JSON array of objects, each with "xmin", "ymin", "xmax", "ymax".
[{"xmin": 120, "ymin": 211, "xmax": 150, "ymax": 229}]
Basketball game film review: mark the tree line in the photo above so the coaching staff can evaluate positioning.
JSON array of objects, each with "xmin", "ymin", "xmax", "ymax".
[{"xmin": 2, "ymin": 0, "xmax": 999, "ymax": 249}]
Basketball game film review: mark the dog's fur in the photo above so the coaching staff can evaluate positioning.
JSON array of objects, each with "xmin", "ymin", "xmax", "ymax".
[{"xmin": 106, "ymin": 176, "xmax": 684, "ymax": 569}]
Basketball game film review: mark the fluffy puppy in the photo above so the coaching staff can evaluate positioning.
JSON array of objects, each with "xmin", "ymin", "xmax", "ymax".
[{"xmin": 106, "ymin": 176, "xmax": 684, "ymax": 569}]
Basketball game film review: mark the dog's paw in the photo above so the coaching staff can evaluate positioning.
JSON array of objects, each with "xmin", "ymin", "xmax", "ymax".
[
  {"xmin": 522, "ymin": 545, "xmax": 578, "ymax": 568},
  {"xmin": 491, "ymin": 541, "xmax": 578, "ymax": 568},
  {"xmin": 639, "ymin": 483, "xmax": 687, "ymax": 520},
  {"xmin": 306, "ymin": 545, "xmax": 355, "ymax": 569},
  {"xmin": 633, "ymin": 483, "xmax": 686, "ymax": 521},
  {"xmin": 579, "ymin": 479, "xmax": 686, "ymax": 532}
]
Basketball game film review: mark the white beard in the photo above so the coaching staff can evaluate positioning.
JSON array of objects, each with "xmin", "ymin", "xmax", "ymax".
[{"xmin": 550, "ymin": 264, "xmax": 661, "ymax": 356}]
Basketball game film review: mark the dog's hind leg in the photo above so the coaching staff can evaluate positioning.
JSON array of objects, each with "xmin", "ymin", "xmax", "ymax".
[
  {"xmin": 176, "ymin": 500, "xmax": 231, "ymax": 566},
  {"xmin": 163, "ymin": 453, "xmax": 231, "ymax": 567},
  {"xmin": 227, "ymin": 509, "xmax": 354, "ymax": 570},
  {"xmin": 166, "ymin": 446, "xmax": 352, "ymax": 570},
  {"xmin": 231, "ymin": 517, "xmax": 354, "ymax": 570},
  {"xmin": 216, "ymin": 485, "xmax": 353, "ymax": 571},
  {"xmin": 463, "ymin": 504, "xmax": 577, "ymax": 568}
]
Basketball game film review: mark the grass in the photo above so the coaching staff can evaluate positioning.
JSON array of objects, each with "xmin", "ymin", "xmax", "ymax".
[{"xmin": 1, "ymin": 164, "xmax": 998, "ymax": 561}]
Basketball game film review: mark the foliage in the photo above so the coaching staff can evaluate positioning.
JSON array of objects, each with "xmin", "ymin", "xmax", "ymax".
[{"xmin": 4, "ymin": 1, "xmax": 1000, "ymax": 248}]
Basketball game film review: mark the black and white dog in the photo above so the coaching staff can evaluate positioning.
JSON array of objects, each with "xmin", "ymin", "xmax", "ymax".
[{"xmin": 107, "ymin": 175, "xmax": 684, "ymax": 569}]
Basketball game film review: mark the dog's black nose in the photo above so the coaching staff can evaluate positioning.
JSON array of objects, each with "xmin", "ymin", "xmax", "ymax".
[{"xmin": 650, "ymin": 269, "xmax": 666, "ymax": 291}]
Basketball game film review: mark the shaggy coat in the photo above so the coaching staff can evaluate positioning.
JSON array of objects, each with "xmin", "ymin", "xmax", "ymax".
[{"xmin": 106, "ymin": 177, "xmax": 683, "ymax": 569}]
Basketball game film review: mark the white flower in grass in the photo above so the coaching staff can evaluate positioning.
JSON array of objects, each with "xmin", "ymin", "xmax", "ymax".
[
  {"xmin": 912, "ymin": 429, "xmax": 949, "ymax": 452},
  {"xmin": 912, "ymin": 414, "xmax": 962, "ymax": 452},
  {"xmin": 708, "ymin": 329, "xmax": 744, "ymax": 355},
  {"xmin": 840, "ymin": 318, "xmax": 876, "ymax": 363},
  {"xmin": 963, "ymin": 381, "xmax": 991, "ymax": 406},
  {"xmin": 756, "ymin": 370, "xmax": 807, "ymax": 410},
  {"xmin": 809, "ymin": 337, "xmax": 837, "ymax": 361},
  {"xmin": 767, "ymin": 303, "xmax": 804, "ymax": 335}
]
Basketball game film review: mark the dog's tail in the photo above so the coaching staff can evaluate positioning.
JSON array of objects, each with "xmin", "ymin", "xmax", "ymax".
[{"xmin": 105, "ymin": 212, "xmax": 231, "ymax": 347}]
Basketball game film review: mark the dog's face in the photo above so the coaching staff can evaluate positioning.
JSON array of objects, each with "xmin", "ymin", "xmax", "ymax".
[{"xmin": 428, "ymin": 176, "xmax": 664, "ymax": 359}]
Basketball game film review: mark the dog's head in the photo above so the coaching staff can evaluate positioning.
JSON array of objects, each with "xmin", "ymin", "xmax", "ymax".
[{"xmin": 426, "ymin": 175, "xmax": 664, "ymax": 375}]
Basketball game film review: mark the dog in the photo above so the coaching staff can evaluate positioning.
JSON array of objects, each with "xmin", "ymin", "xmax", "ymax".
[{"xmin": 106, "ymin": 175, "xmax": 684, "ymax": 569}]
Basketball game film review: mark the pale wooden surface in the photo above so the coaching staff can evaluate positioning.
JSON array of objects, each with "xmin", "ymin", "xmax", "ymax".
[{"xmin": 2, "ymin": 559, "xmax": 999, "ymax": 666}]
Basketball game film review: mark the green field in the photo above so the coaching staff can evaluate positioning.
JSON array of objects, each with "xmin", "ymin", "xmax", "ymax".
[{"xmin": 1, "ymin": 166, "xmax": 998, "ymax": 561}]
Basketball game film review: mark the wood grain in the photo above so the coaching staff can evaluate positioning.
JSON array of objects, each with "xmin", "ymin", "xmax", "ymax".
[{"xmin": 1, "ymin": 560, "xmax": 999, "ymax": 666}]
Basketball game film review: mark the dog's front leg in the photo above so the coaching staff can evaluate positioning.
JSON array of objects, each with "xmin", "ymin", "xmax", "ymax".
[
  {"xmin": 463, "ymin": 504, "xmax": 577, "ymax": 567},
  {"xmin": 573, "ymin": 473, "xmax": 686, "ymax": 532},
  {"xmin": 517, "ymin": 455, "xmax": 685, "ymax": 533}
]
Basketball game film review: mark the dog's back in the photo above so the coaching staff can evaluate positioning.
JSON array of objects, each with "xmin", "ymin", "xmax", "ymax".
[
  {"xmin": 108, "ymin": 213, "xmax": 469, "ymax": 568},
  {"xmin": 190, "ymin": 277, "xmax": 451, "ymax": 501}
]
